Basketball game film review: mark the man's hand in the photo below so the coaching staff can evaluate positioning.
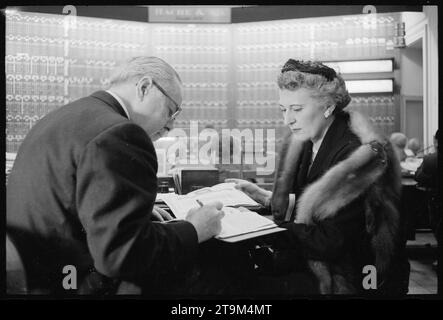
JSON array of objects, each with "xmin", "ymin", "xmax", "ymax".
[
  {"xmin": 185, "ymin": 201, "xmax": 225, "ymax": 243},
  {"xmin": 151, "ymin": 206, "xmax": 174, "ymax": 222},
  {"xmin": 225, "ymin": 178, "xmax": 272, "ymax": 207}
]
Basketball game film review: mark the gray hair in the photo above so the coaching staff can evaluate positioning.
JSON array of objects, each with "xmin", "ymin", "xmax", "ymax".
[
  {"xmin": 108, "ymin": 56, "xmax": 182, "ymax": 88},
  {"xmin": 390, "ymin": 132, "xmax": 408, "ymax": 149},
  {"xmin": 277, "ymin": 68, "xmax": 351, "ymax": 112},
  {"xmin": 407, "ymin": 138, "xmax": 420, "ymax": 153}
]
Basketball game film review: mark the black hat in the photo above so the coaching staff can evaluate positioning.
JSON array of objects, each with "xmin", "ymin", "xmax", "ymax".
[{"xmin": 281, "ymin": 59, "xmax": 337, "ymax": 81}]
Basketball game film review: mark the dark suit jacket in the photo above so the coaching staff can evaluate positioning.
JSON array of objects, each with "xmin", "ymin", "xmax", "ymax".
[
  {"xmin": 415, "ymin": 151, "xmax": 440, "ymax": 238},
  {"xmin": 280, "ymin": 113, "xmax": 373, "ymax": 284},
  {"xmin": 7, "ymin": 91, "xmax": 198, "ymax": 294},
  {"xmin": 415, "ymin": 152, "xmax": 438, "ymax": 189}
]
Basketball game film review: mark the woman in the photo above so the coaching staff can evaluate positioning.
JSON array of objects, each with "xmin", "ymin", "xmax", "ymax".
[{"xmin": 228, "ymin": 59, "xmax": 409, "ymax": 295}]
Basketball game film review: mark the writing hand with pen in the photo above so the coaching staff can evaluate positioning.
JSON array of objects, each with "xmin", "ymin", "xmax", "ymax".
[{"xmin": 185, "ymin": 200, "xmax": 225, "ymax": 243}]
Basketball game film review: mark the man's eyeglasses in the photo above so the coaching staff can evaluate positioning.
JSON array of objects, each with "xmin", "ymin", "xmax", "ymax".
[
  {"xmin": 137, "ymin": 78, "xmax": 182, "ymax": 120},
  {"xmin": 152, "ymin": 80, "xmax": 182, "ymax": 120}
]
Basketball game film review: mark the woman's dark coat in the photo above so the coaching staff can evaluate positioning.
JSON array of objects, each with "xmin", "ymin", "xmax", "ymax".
[{"xmin": 271, "ymin": 109, "xmax": 410, "ymax": 295}]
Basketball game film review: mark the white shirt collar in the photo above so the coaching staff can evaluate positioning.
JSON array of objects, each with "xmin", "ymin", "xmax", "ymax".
[{"xmin": 106, "ymin": 90, "xmax": 131, "ymax": 120}]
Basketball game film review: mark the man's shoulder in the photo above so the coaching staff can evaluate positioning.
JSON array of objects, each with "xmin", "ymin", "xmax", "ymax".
[
  {"xmin": 56, "ymin": 93, "xmax": 122, "ymax": 121},
  {"xmin": 19, "ymin": 93, "xmax": 136, "ymax": 158},
  {"xmin": 48, "ymin": 94, "xmax": 130, "ymax": 136},
  {"xmin": 423, "ymin": 152, "xmax": 438, "ymax": 167}
]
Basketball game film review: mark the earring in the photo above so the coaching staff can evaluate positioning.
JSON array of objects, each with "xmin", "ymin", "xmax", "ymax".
[{"xmin": 324, "ymin": 105, "xmax": 335, "ymax": 118}]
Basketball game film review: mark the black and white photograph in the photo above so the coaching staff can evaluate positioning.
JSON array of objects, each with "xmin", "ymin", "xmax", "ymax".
[{"xmin": 3, "ymin": 4, "xmax": 441, "ymax": 305}]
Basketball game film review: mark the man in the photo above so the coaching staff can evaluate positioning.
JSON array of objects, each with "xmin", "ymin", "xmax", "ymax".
[
  {"xmin": 389, "ymin": 132, "xmax": 408, "ymax": 162},
  {"xmin": 415, "ymin": 130, "xmax": 439, "ymax": 189},
  {"xmin": 7, "ymin": 56, "xmax": 224, "ymax": 295},
  {"xmin": 415, "ymin": 130, "xmax": 439, "ymax": 233},
  {"xmin": 415, "ymin": 129, "xmax": 440, "ymax": 294},
  {"xmin": 406, "ymin": 138, "xmax": 421, "ymax": 158}
]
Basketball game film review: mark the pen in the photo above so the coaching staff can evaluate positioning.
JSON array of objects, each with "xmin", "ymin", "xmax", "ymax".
[{"xmin": 196, "ymin": 199, "xmax": 204, "ymax": 207}]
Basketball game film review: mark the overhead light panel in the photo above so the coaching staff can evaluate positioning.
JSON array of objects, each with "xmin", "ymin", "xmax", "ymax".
[
  {"xmin": 324, "ymin": 60, "xmax": 393, "ymax": 74},
  {"xmin": 345, "ymin": 79, "xmax": 393, "ymax": 93}
]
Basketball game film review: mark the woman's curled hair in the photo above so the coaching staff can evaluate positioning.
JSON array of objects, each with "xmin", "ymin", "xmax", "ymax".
[{"xmin": 277, "ymin": 59, "xmax": 352, "ymax": 112}]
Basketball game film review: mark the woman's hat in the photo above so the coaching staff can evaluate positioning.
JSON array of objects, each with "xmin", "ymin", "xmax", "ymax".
[{"xmin": 281, "ymin": 59, "xmax": 337, "ymax": 81}]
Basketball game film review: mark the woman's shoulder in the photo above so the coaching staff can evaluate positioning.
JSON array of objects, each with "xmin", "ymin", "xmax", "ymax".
[{"xmin": 332, "ymin": 126, "xmax": 362, "ymax": 163}]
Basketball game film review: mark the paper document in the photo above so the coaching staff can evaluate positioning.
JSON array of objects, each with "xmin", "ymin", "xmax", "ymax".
[
  {"xmin": 217, "ymin": 207, "xmax": 277, "ymax": 239},
  {"xmin": 160, "ymin": 183, "xmax": 277, "ymax": 239},
  {"xmin": 161, "ymin": 183, "xmax": 260, "ymax": 219},
  {"xmin": 187, "ymin": 183, "xmax": 259, "ymax": 207}
]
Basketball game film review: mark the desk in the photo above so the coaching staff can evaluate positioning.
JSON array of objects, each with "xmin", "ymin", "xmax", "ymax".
[
  {"xmin": 151, "ymin": 200, "xmax": 310, "ymax": 296},
  {"xmin": 156, "ymin": 196, "xmax": 284, "ymax": 243}
]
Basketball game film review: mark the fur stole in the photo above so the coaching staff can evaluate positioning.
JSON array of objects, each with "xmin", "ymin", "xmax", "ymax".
[{"xmin": 271, "ymin": 109, "xmax": 402, "ymax": 293}]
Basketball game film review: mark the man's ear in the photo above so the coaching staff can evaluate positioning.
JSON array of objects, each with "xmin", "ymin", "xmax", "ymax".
[{"xmin": 136, "ymin": 76, "xmax": 153, "ymax": 99}]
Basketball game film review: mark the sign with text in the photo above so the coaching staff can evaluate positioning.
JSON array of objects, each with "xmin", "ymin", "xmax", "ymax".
[{"xmin": 149, "ymin": 6, "xmax": 231, "ymax": 24}]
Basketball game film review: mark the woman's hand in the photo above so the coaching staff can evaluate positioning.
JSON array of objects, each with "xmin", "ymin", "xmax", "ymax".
[{"xmin": 225, "ymin": 178, "xmax": 272, "ymax": 207}]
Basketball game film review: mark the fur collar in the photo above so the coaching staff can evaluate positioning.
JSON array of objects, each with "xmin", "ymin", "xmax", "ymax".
[{"xmin": 296, "ymin": 110, "xmax": 393, "ymax": 224}]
